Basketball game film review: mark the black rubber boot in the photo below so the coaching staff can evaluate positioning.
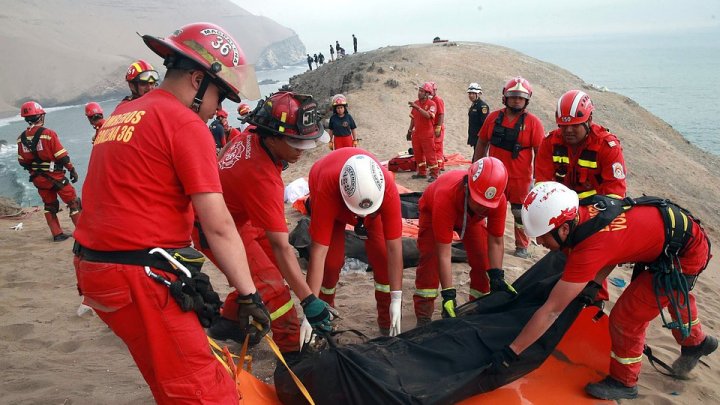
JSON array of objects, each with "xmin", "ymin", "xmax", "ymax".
[
  {"xmin": 585, "ymin": 376, "xmax": 638, "ymax": 400},
  {"xmin": 672, "ymin": 335, "xmax": 718, "ymax": 378}
]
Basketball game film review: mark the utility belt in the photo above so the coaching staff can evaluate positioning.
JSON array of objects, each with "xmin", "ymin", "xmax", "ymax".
[{"xmin": 73, "ymin": 242, "xmax": 221, "ymax": 327}]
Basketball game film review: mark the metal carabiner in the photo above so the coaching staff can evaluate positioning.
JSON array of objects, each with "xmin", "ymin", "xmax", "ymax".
[{"xmin": 149, "ymin": 247, "xmax": 193, "ymax": 278}]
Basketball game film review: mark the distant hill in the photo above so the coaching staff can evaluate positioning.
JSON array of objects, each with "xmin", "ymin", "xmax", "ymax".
[
  {"xmin": 0, "ymin": 0, "xmax": 305, "ymax": 116},
  {"xmin": 284, "ymin": 42, "xmax": 720, "ymax": 236}
]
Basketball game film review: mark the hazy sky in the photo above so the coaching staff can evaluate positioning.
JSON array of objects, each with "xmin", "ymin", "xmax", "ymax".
[{"xmin": 231, "ymin": 0, "xmax": 719, "ymax": 53}]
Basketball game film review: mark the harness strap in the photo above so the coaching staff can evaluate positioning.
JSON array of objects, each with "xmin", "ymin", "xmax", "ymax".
[{"xmin": 489, "ymin": 111, "xmax": 529, "ymax": 158}]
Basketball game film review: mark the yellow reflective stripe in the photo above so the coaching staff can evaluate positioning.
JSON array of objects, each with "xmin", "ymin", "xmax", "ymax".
[
  {"xmin": 40, "ymin": 135, "xmax": 53, "ymax": 140},
  {"xmin": 610, "ymin": 351, "xmax": 643, "ymax": 365},
  {"xmin": 469, "ymin": 289, "xmax": 489, "ymax": 299},
  {"xmin": 417, "ymin": 162, "xmax": 427, "ymax": 167},
  {"xmin": 270, "ymin": 299, "xmax": 294, "ymax": 321},
  {"xmin": 606, "ymin": 194, "xmax": 623, "ymax": 199},
  {"xmin": 414, "ymin": 288, "xmax": 438, "ymax": 298},
  {"xmin": 374, "ymin": 282, "xmax": 390, "ymax": 293},
  {"xmin": 552, "ymin": 156, "xmax": 569, "ymax": 164},
  {"xmin": 577, "ymin": 190, "xmax": 597, "ymax": 199},
  {"xmin": 54, "ymin": 149, "xmax": 67, "ymax": 158},
  {"xmin": 577, "ymin": 158, "xmax": 598, "ymax": 168},
  {"xmin": 320, "ymin": 286, "xmax": 336, "ymax": 295}
]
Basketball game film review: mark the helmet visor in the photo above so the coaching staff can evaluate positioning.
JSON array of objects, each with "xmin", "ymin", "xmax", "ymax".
[
  {"xmin": 211, "ymin": 64, "xmax": 260, "ymax": 103},
  {"xmin": 137, "ymin": 70, "xmax": 160, "ymax": 83},
  {"xmin": 505, "ymin": 90, "xmax": 530, "ymax": 99},
  {"xmin": 285, "ymin": 137, "xmax": 317, "ymax": 150}
]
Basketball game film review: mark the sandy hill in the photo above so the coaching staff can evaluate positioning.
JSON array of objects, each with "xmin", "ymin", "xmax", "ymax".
[
  {"xmin": 0, "ymin": 0, "xmax": 300, "ymax": 116},
  {"xmin": 0, "ymin": 42, "xmax": 718, "ymax": 404}
]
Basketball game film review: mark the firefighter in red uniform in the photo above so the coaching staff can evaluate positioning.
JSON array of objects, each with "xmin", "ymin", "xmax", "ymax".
[
  {"xmin": 84, "ymin": 102, "xmax": 105, "ymax": 144},
  {"xmin": 473, "ymin": 76, "xmax": 545, "ymax": 259},
  {"xmin": 73, "ymin": 23, "xmax": 270, "ymax": 404},
  {"xmin": 118, "ymin": 59, "xmax": 159, "ymax": 106},
  {"xmin": 488, "ymin": 182, "xmax": 715, "ymax": 400},
  {"xmin": 236, "ymin": 102, "xmax": 252, "ymax": 132},
  {"xmin": 430, "ymin": 82, "xmax": 446, "ymax": 171},
  {"xmin": 407, "ymin": 82, "xmax": 439, "ymax": 182},
  {"xmin": 414, "ymin": 157, "xmax": 514, "ymax": 326},
  {"xmin": 17, "ymin": 101, "xmax": 81, "ymax": 242},
  {"xmin": 306, "ymin": 149, "xmax": 404, "ymax": 336},
  {"xmin": 536, "ymin": 90, "xmax": 627, "ymax": 200},
  {"xmin": 195, "ymin": 91, "xmax": 331, "ymax": 352}
]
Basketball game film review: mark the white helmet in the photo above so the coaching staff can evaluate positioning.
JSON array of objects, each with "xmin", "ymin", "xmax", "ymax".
[
  {"xmin": 521, "ymin": 182, "xmax": 579, "ymax": 237},
  {"xmin": 339, "ymin": 154, "xmax": 386, "ymax": 216},
  {"xmin": 467, "ymin": 82, "xmax": 483, "ymax": 94}
]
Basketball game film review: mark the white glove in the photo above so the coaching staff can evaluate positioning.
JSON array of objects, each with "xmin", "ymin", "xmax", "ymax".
[
  {"xmin": 389, "ymin": 290, "xmax": 402, "ymax": 336},
  {"xmin": 299, "ymin": 316, "xmax": 313, "ymax": 350}
]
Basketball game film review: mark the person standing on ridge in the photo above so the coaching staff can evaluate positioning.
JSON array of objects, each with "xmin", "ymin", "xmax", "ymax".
[
  {"xmin": 306, "ymin": 149, "xmax": 404, "ymax": 337},
  {"xmin": 466, "ymin": 82, "xmax": 489, "ymax": 149},
  {"xmin": 73, "ymin": 22, "xmax": 271, "ymax": 403},
  {"xmin": 306, "ymin": 54, "xmax": 313, "ymax": 71},
  {"xmin": 195, "ymin": 91, "xmax": 332, "ymax": 353},
  {"xmin": 84, "ymin": 102, "xmax": 105, "ymax": 144},
  {"xmin": 318, "ymin": 52, "xmax": 325, "ymax": 65},
  {"xmin": 329, "ymin": 44, "xmax": 335, "ymax": 61},
  {"xmin": 413, "ymin": 157, "xmax": 512, "ymax": 327},
  {"xmin": 352, "ymin": 34, "xmax": 358, "ymax": 53},
  {"xmin": 407, "ymin": 82, "xmax": 439, "ymax": 182},
  {"xmin": 118, "ymin": 59, "xmax": 159, "ymax": 107},
  {"xmin": 429, "ymin": 81, "xmax": 446, "ymax": 171},
  {"xmin": 327, "ymin": 94, "xmax": 358, "ymax": 150},
  {"xmin": 336, "ymin": 40, "xmax": 341, "ymax": 54},
  {"xmin": 313, "ymin": 53, "xmax": 319, "ymax": 69},
  {"xmin": 473, "ymin": 76, "xmax": 544, "ymax": 259},
  {"xmin": 17, "ymin": 101, "xmax": 81, "ymax": 242},
  {"xmin": 488, "ymin": 181, "xmax": 715, "ymax": 401}
]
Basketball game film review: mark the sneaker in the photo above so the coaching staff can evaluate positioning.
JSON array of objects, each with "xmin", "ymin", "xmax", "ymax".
[
  {"xmin": 53, "ymin": 233, "xmax": 71, "ymax": 242},
  {"xmin": 207, "ymin": 317, "xmax": 257, "ymax": 345},
  {"xmin": 427, "ymin": 176, "xmax": 438, "ymax": 183},
  {"xmin": 513, "ymin": 247, "xmax": 530, "ymax": 259},
  {"xmin": 672, "ymin": 335, "xmax": 718, "ymax": 378},
  {"xmin": 411, "ymin": 174, "xmax": 427, "ymax": 179},
  {"xmin": 585, "ymin": 376, "xmax": 638, "ymax": 400}
]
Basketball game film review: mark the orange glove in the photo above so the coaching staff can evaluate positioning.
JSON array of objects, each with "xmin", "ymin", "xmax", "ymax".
[
  {"xmin": 352, "ymin": 140, "xmax": 358, "ymax": 147},
  {"xmin": 329, "ymin": 140, "xmax": 334, "ymax": 150},
  {"xmin": 434, "ymin": 125, "xmax": 442, "ymax": 137}
]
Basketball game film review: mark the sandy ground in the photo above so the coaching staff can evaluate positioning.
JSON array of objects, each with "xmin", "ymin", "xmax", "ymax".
[{"xmin": 1, "ymin": 42, "xmax": 719, "ymax": 404}]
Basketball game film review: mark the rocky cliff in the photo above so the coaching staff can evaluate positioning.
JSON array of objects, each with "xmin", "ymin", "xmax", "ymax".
[{"xmin": 0, "ymin": 0, "xmax": 303, "ymax": 116}]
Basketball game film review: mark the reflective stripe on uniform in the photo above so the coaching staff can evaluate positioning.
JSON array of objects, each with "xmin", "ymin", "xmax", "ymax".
[
  {"xmin": 374, "ymin": 282, "xmax": 390, "ymax": 293},
  {"xmin": 469, "ymin": 289, "xmax": 489, "ymax": 299},
  {"xmin": 320, "ymin": 286, "xmax": 336, "ymax": 295},
  {"xmin": 577, "ymin": 158, "xmax": 598, "ymax": 169},
  {"xmin": 577, "ymin": 189, "xmax": 597, "ymax": 199},
  {"xmin": 417, "ymin": 162, "xmax": 427, "ymax": 167},
  {"xmin": 610, "ymin": 351, "xmax": 643, "ymax": 365},
  {"xmin": 552, "ymin": 155, "xmax": 569, "ymax": 164},
  {"xmin": 414, "ymin": 288, "xmax": 438, "ymax": 298},
  {"xmin": 270, "ymin": 299, "xmax": 295, "ymax": 321},
  {"xmin": 53, "ymin": 148, "xmax": 67, "ymax": 158}
]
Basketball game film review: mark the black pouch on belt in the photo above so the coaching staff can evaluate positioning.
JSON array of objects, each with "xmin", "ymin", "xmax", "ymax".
[{"xmin": 156, "ymin": 247, "xmax": 223, "ymax": 328}]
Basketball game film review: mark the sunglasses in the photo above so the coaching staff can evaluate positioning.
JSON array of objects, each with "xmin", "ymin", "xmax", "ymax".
[{"xmin": 136, "ymin": 70, "xmax": 160, "ymax": 83}]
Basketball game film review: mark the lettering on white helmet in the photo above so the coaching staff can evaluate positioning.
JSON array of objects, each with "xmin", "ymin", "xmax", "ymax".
[
  {"xmin": 612, "ymin": 162, "xmax": 625, "ymax": 179},
  {"xmin": 472, "ymin": 159, "xmax": 484, "ymax": 182},
  {"xmin": 370, "ymin": 161, "xmax": 384, "ymax": 190},
  {"xmin": 341, "ymin": 165, "xmax": 357, "ymax": 197},
  {"xmin": 484, "ymin": 187, "xmax": 497, "ymax": 200}
]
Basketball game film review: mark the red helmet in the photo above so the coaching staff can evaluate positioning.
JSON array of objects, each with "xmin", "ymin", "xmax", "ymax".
[
  {"xmin": 556, "ymin": 90, "xmax": 594, "ymax": 126},
  {"xmin": 332, "ymin": 94, "xmax": 347, "ymax": 107},
  {"xmin": 125, "ymin": 60, "xmax": 159, "ymax": 83},
  {"xmin": 419, "ymin": 82, "xmax": 434, "ymax": 94},
  {"xmin": 216, "ymin": 108, "xmax": 228, "ymax": 119},
  {"xmin": 467, "ymin": 157, "xmax": 508, "ymax": 208},
  {"xmin": 20, "ymin": 101, "xmax": 45, "ymax": 117},
  {"xmin": 503, "ymin": 76, "xmax": 532, "ymax": 100},
  {"xmin": 141, "ymin": 22, "xmax": 260, "ymax": 103},
  {"xmin": 84, "ymin": 102, "xmax": 103, "ymax": 118},
  {"xmin": 247, "ymin": 91, "xmax": 323, "ymax": 146},
  {"xmin": 237, "ymin": 103, "xmax": 251, "ymax": 115}
]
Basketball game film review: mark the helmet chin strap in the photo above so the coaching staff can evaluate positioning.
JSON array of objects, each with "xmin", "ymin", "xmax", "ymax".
[
  {"xmin": 549, "ymin": 220, "xmax": 577, "ymax": 248},
  {"xmin": 190, "ymin": 74, "xmax": 212, "ymax": 113}
]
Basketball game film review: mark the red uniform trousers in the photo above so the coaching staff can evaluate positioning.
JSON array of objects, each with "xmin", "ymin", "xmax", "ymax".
[
  {"xmin": 413, "ymin": 215, "xmax": 491, "ymax": 320},
  {"xmin": 195, "ymin": 223, "xmax": 301, "ymax": 353},
  {"xmin": 411, "ymin": 133, "xmax": 439, "ymax": 177},
  {"xmin": 75, "ymin": 259, "xmax": 237, "ymax": 404},
  {"xmin": 434, "ymin": 130, "xmax": 445, "ymax": 170},
  {"xmin": 332, "ymin": 135, "xmax": 354, "ymax": 149},
  {"xmin": 608, "ymin": 231, "xmax": 711, "ymax": 386},
  {"xmin": 319, "ymin": 215, "xmax": 392, "ymax": 330},
  {"xmin": 506, "ymin": 177, "xmax": 531, "ymax": 250},
  {"xmin": 33, "ymin": 173, "xmax": 81, "ymax": 237}
]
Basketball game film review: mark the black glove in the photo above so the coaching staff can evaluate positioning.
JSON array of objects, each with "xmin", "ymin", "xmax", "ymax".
[
  {"xmin": 236, "ymin": 291, "xmax": 271, "ymax": 342},
  {"xmin": 440, "ymin": 287, "xmax": 457, "ymax": 318},
  {"xmin": 488, "ymin": 268, "xmax": 517, "ymax": 295},
  {"xmin": 487, "ymin": 345, "xmax": 519, "ymax": 373},
  {"xmin": 69, "ymin": 168, "xmax": 79, "ymax": 183},
  {"xmin": 406, "ymin": 130, "xmax": 412, "ymax": 141},
  {"xmin": 300, "ymin": 294, "xmax": 332, "ymax": 332}
]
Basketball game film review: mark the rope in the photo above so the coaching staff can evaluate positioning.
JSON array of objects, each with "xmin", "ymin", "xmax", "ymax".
[{"xmin": 652, "ymin": 255, "xmax": 692, "ymax": 339}]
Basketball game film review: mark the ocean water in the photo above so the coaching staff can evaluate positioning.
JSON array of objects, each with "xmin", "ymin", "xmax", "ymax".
[
  {"xmin": 497, "ymin": 28, "xmax": 720, "ymax": 154},
  {"xmin": 2, "ymin": 30, "xmax": 719, "ymax": 206}
]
